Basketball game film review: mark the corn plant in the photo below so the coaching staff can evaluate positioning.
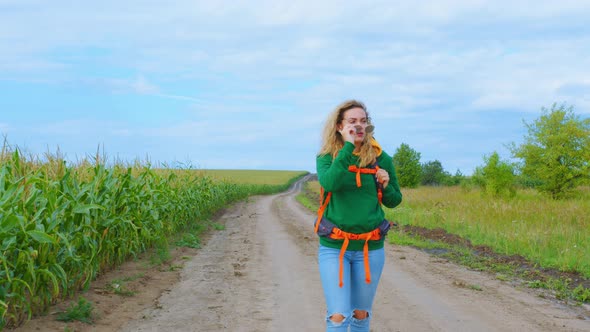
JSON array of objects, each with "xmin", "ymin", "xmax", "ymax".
[{"xmin": 0, "ymin": 146, "xmax": 303, "ymax": 329}]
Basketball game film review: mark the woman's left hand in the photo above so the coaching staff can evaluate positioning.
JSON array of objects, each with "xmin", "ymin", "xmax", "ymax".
[{"xmin": 375, "ymin": 169, "xmax": 389, "ymax": 188}]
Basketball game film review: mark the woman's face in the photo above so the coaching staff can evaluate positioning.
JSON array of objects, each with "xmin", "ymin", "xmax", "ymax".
[{"xmin": 339, "ymin": 107, "xmax": 368, "ymax": 144}]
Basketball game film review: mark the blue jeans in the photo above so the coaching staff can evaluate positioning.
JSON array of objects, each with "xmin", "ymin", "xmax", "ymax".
[{"xmin": 318, "ymin": 244, "xmax": 385, "ymax": 332}]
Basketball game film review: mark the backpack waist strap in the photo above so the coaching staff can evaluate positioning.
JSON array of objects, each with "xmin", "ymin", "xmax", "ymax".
[{"xmin": 328, "ymin": 226, "xmax": 382, "ymax": 288}]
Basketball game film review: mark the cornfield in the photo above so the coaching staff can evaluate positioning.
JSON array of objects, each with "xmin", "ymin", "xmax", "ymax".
[{"xmin": 0, "ymin": 147, "xmax": 304, "ymax": 329}]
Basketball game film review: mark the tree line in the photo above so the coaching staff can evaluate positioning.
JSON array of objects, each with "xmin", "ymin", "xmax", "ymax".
[{"xmin": 392, "ymin": 103, "xmax": 590, "ymax": 199}]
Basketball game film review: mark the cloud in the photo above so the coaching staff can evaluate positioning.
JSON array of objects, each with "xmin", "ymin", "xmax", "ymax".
[
  {"xmin": 555, "ymin": 81, "xmax": 590, "ymax": 112},
  {"xmin": 66, "ymin": 75, "xmax": 203, "ymax": 102},
  {"xmin": 557, "ymin": 82, "xmax": 590, "ymax": 97},
  {"xmin": 155, "ymin": 93, "xmax": 202, "ymax": 102},
  {"xmin": 131, "ymin": 76, "xmax": 159, "ymax": 94},
  {"xmin": 142, "ymin": 114, "xmax": 314, "ymax": 145},
  {"xmin": 2, "ymin": 1, "xmax": 590, "ymax": 172}
]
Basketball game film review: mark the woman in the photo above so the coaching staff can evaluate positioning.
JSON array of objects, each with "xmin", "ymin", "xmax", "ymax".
[{"xmin": 316, "ymin": 100, "xmax": 403, "ymax": 331}]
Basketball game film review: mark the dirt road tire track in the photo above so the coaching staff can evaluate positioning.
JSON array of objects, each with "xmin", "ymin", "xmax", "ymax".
[{"xmin": 120, "ymin": 175, "xmax": 589, "ymax": 332}]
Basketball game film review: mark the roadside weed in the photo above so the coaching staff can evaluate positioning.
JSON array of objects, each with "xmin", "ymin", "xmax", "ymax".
[{"xmin": 56, "ymin": 297, "xmax": 94, "ymax": 324}]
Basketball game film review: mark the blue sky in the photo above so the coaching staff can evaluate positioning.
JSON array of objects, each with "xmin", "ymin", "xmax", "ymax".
[{"xmin": 1, "ymin": 1, "xmax": 589, "ymax": 174}]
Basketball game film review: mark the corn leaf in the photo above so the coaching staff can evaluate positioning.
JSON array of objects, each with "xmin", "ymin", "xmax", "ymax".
[
  {"xmin": 27, "ymin": 230, "xmax": 57, "ymax": 245},
  {"xmin": 73, "ymin": 204, "xmax": 104, "ymax": 214}
]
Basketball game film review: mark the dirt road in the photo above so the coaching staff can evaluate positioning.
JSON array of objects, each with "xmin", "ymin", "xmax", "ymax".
[{"xmin": 117, "ymin": 175, "xmax": 589, "ymax": 332}]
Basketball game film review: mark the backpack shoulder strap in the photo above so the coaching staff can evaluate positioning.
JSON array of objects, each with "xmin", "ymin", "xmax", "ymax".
[{"xmin": 314, "ymin": 187, "xmax": 331, "ymax": 233}]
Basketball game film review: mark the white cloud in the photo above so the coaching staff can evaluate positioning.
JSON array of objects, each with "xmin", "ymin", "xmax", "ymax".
[
  {"xmin": 131, "ymin": 76, "xmax": 159, "ymax": 94},
  {"xmin": 68, "ymin": 75, "xmax": 203, "ymax": 102},
  {"xmin": 3, "ymin": 1, "xmax": 590, "ymax": 172},
  {"xmin": 142, "ymin": 113, "xmax": 316, "ymax": 145},
  {"xmin": 155, "ymin": 93, "xmax": 202, "ymax": 102}
]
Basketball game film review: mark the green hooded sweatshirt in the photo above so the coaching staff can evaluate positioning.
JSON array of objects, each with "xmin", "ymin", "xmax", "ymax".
[{"xmin": 316, "ymin": 141, "xmax": 403, "ymax": 251}]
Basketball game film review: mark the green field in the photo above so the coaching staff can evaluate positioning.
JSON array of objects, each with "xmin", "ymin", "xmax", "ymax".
[
  {"xmin": 195, "ymin": 169, "xmax": 308, "ymax": 185},
  {"xmin": 386, "ymin": 185, "xmax": 590, "ymax": 278},
  {"xmin": 299, "ymin": 181, "xmax": 590, "ymax": 295}
]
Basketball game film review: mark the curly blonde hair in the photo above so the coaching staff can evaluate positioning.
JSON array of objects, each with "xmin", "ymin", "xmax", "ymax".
[{"xmin": 318, "ymin": 99, "xmax": 377, "ymax": 167}]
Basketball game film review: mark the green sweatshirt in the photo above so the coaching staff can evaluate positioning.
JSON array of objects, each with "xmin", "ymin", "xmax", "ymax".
[{"xmin": 316, "ymin": 141, "xmax": 403, "ymax": 251}]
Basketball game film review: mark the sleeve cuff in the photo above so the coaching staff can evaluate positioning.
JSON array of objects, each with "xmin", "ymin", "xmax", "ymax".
[{"xmin": 341, "ymin": 142, "xmax": 355, "ymax": 153}]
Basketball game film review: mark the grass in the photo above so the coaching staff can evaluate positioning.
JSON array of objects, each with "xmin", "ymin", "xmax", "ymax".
[
  {"xmin": 56, "ymin": 297, "xmax": 94, "ymax": 324},
  {"xmin": 390, "ymin": 226, "xmax": 590, "ymax": 303},
  {"xmin": 385, "ymin": 186, "xmax": 590, "ymax": 278},
  {"xmin": 175, "ymin": 233, "xmax": 202, "ymax": 249},
  {"xmin": 149, "ymin": 239, "xmax": 172, "ymax": 266},
  {"xmin": 104, "ymin": 273, "xmax": 144, "ymax": 297},
  {"xmin": 295, "ymin": 181, "xmax": 319, "ymax": 211},
  {"xmin": 195, "ymin": 169, "xmax": 307, "ymax": 185},
  {"xmin": 106, "ymin": 280, "xmax": 136, "ymax": 297},
  {"xmin": 212, "ymin": 222, "xmax": 225, "ymax": 230},
  {"xmin": 173, "ymin": 220, "xmax": 224, "ymax": 248}
]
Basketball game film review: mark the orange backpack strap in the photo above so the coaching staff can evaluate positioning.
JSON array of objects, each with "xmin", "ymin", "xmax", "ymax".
[
  {"xmin": 315, "ymin": 161, "xmax": 385, "ymax": 287},
  {"xmin": 329, "ymin": 228, "xmax": 381, "ymax": 287},
  {"xmin": 314, "ymin": 188, "xmax": 331, "ymax": 233},
  {"xmin": 316, "ymin": 162, "xmax": 383, "ymax": 233},
  {"xmin": 347, "ymin": 165, "xmax": 383, "ymax": 204}
]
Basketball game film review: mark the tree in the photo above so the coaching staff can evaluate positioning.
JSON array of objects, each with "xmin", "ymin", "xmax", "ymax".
[
  {"xmin": 421, "ymin": 160, "xmax": 447, "ymax": 186},
  {"xmin": 445, "ymin": 169, "xmax": 464, "ymax": 186},
  {"xmin": 473, "ymin": 151, "xmax": 516, "ymax": 198},
  {"xmin": 510, "ymin": 103, "xmax": 590, "ymax": 199},
  {"xmin": 393, "ymin": 143, "xmax": 422, "ymax": 188}
]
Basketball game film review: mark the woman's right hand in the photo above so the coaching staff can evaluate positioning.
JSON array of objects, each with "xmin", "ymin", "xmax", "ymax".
[{"xmin": 339, "ymin": 124, "xmax": 356, "ymax": 144}]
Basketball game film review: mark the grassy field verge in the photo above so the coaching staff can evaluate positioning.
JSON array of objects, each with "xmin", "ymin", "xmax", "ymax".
[
  {"xmin": 0, "ymin": 147, "xmax": 307, "ymax": 329},
  {"xmin": 389, "ymin": 186, "xmax": 590, "ymax": 278},
  {"xmin": 195, "ymin": 169, "xmax": 307, "ymax": 185},
  {"xmin": 299, "ymin": 179, "xmax": 590, "ymax": 304}
]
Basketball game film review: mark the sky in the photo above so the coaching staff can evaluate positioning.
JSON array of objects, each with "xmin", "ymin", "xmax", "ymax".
[{"xmin": 1, "ymin": 1, "xmax": 589, "ymax": 175}]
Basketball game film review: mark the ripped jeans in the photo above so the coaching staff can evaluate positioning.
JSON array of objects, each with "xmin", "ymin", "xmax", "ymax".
[{"xmin": 318, "ymin": 244, "xmax": 385, "ymax": 332}]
